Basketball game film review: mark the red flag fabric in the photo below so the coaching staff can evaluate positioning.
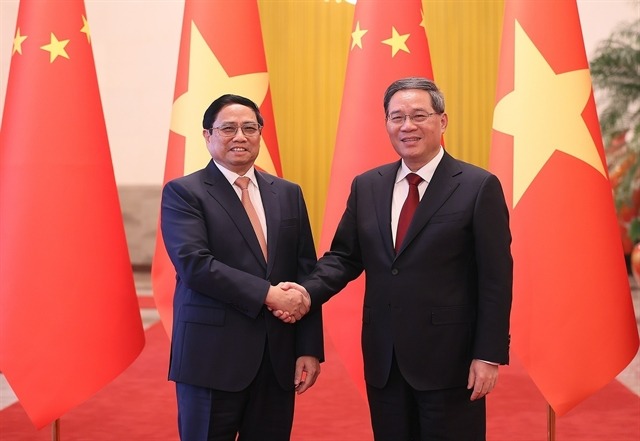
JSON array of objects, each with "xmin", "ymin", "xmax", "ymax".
[
  {"xmin": 489, "ymin": 0, "xmax": 639, "ymax": 416},
  {"xmin": 0, "ymin": 0, "xmax": 145, "ymax": 429},
  {"xmin": 319, "ymin": 0, "xmax": 436, "ymax": 398},
  {"xmin": 151, "ymin": 0, "xmax": 282, "ymax": 336}
]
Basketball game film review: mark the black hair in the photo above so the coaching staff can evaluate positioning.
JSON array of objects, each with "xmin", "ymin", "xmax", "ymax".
[{"xmin": 202, "ymin": 94, "xmax": 264, "ymax": 129}]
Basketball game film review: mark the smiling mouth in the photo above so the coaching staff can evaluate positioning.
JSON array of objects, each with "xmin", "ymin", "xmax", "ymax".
[{"xmin": 230, "ymin": 147, "xmax": 248, "ymax": 152}]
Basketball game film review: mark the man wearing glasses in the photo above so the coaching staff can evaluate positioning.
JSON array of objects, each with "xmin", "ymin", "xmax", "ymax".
[
  {"xmin": 160, "ymin": 94, "xmax": 323, "ymax": 440},
  {"xmin": 281, "ymin": 77, "xmax": 512, "ymax": 440}
]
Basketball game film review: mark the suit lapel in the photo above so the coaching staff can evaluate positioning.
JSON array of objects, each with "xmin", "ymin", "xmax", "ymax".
[
  {"xmin": 256, "ymin": 171, "xmax": 279, "ymax": 275},
  {"xmin": 203, "ymin": 162, "xmax": 267, "ymax": 269},
  {"xmin": 396, "ymin": 152, "xmax": 461, "ymax": 256},
  {"xmin": 373, "ymin": 161, "xmax": 401, "ymax": 258}
]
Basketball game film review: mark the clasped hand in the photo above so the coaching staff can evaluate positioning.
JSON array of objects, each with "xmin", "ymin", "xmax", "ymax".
[{"xmin": 265, "ymin": 282, "xmax": 310, "ymax": 324}]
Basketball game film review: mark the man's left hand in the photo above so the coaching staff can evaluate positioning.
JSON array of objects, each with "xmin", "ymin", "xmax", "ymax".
[
  {"xmin": 467, "ymin": 359, "xmax": 499, "ymax": 401},
  {"xmin": 294, "ymin": 356, "xmax": 321, "ymax": 394}
]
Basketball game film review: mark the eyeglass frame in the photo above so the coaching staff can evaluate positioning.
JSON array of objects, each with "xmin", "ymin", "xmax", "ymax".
[
  {"xmin": 208, "ymin": 123, "xmax": 263, "ymax": 138},
  {"xmin": 386, "ymin": 112, "xmax": 442, "ymax": 126}
]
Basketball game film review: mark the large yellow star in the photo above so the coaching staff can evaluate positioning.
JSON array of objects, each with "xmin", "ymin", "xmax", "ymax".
[
  {"xmin": 351, "ymin": 21, "xmax": 368, "ymax": 50},
  {"xmin": 13, "ymin": 28, "xmax": 27, "ymax": 55},
  {"xmin": 170, "ymin": 21, "xmax": 275, "ymax": 175},
  {"xmin": 40, "ymin": 33, "xmax": 70, "ymax": 63},
  {"xmin": 81, "ymin": 15, "xmax": 91, "ymax": 44},
  {"xmin": 493, "ymin": 20, "xmax": 605, "ymax": 207},
  {"xmin": 382, "ymin": 26, "xmax": 410, "ymax": 57}
]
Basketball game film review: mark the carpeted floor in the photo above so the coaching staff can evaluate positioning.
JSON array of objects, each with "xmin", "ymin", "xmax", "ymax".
[{"xmin": 1, "ymin": 321, "xmax": 638, "ymax": 440}]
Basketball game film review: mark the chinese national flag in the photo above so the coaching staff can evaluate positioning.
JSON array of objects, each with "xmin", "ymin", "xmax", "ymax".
[
  {"xmin": 152, "ymin": 0, "xmax": 282, "ymax": 335},
  {"xmin": 490, "ymin": 0, "xmax": 639, "ymax": 416},
  {"xmin": 320, "ymin": 0, "xmax": 436, "ymax": 398},
  {"xmin": 0, "ymin": 0, "xmax": 145, "ymax": 429}
]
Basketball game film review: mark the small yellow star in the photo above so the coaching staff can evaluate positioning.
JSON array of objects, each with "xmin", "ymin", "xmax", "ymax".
[
  {"xmin": 351, "ymin": 21, "xmax": 368, "ymax": 50},
  {"xmin": 13, "ymin": 28, "xmax": 27, "ymax": 55},
  {"xmin": 493, "ymin": 20, "xmax": 605, "ymax": 207},
  {"xmin": 420, "ymin": 8, "xmax": 427, "ymax": 31},
  {"xmin": 40, "ymin": 33, "xmax": 70, "ymax": 63},
  {"xmin": 382, "ymin": 26, "xmax": 410, "ymax": 57},
  {"xmin": 81, "ymin": 15, "xmax": 91, "ymax": 44}
]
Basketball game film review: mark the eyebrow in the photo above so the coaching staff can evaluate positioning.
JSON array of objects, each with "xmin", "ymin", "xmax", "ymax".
[
  {"xmin": 388, "ymin": 108, "xmax": 430, "ymax": 114},
  {"xmin": 217, "ymin": 120, "xmax": 259, "ymax": 125}
]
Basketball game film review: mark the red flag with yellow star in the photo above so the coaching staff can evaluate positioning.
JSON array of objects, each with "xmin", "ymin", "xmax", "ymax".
[
  {"xmin": 0, "ymin": 0, "xmax": 145, "ymax": 428},
  {"xmin": 152, "ymin": 0, "xmax": 282, "ymax": 335},
  {"xmin": 320, "ymin": 0, "xmax": 436, "ymax": 398},
  {"xmin": 489, "ymin": 0, "xmax": 639, "ymax": 416}
]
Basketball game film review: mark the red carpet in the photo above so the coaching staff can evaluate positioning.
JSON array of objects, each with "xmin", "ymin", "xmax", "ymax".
[{"xmin": 2, "ymin": 321, "xmax": 638, "ymax": 440}]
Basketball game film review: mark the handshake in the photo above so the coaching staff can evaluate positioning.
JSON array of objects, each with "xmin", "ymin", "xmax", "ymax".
[{"xmin": 265, "ymin": 282, "xmax": 310, "ymax": 324}]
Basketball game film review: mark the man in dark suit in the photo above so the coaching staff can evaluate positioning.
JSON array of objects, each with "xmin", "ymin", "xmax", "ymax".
[
  {"xmin": 160, "ymin": 94, "xmax": 324, "ymax": 441},
  {"xmin": 282, "ymin": 77, "xmax": 512, "ymax": 440}
]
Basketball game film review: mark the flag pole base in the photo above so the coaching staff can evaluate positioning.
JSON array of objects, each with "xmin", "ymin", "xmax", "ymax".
[
  {"xmin": 547, "ymin": 405, "xmax": 556, "ymax": 441},
  {"xmin": 52, "ymin": 418, "xmax": 60, "ymax": 441}
]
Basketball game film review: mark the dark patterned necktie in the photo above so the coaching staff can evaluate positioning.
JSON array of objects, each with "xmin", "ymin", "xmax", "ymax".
[{"xmin": 395, "ymin": 173, "xmax": 423, "ymax": 253}]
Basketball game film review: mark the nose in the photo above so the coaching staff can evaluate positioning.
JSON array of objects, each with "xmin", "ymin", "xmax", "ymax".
[
  {"xmin": 232, "ymin": 130, "xmax": 248, "ymax": 140},
  {"xmin": 401, "ymin": 116, "xmax": 417, "ymax": 129}
]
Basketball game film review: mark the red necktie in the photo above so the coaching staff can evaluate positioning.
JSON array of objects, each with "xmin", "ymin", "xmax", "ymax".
[
  {"xmin": 395, "ymin": 173, "xmax": 423, "ymax": 253},
  {"xmin": 235, "ymin": 176, "xmax": 268, "ymax": 260}
]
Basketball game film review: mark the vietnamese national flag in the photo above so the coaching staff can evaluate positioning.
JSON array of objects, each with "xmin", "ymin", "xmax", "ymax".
[
  {"xmin": 152, "ymin": 0, "xmax": 282, "ymax": 336},
  {"xmin": 489, "ymin": 0, "xmax": 639, "ymax": 416},
  {"xmin": 0, "ymin": 0, "xmax": 145, "ymax": 429},
  {"xmin": 320, "ymin": 0, "xmax": 436, "ymax": 398}
]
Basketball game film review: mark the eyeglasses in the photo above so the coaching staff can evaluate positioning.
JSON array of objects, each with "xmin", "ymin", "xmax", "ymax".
[
  {"xmin": 209, "ymin": 123, "xmax": 262, "ymax": 137},
  {"xmin": 386, "ymin": 112, "xmax": 441, "ymax": 126}
]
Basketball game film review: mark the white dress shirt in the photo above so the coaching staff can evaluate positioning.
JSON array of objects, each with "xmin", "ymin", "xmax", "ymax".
[
  {"xmin": 213, "ymin": 161, "xmax": 268, "ymax": 242},
  {"xmin": 391, "ymin": 147, "xmax": 444, "ymax": 247}
]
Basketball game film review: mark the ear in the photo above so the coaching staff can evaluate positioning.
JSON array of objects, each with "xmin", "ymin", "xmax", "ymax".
[{"xmin": 440, "ymin": 113, "xmax": 449, "ymax": 132}]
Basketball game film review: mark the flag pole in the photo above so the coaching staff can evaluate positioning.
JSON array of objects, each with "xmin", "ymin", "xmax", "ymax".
[
  {"xmin": 51, "ymin": 418, "xmax": 60, "ymax": 441},
  {"xmin": 547, "ymin": 405, "xmax": 556, "ymax": 441}
]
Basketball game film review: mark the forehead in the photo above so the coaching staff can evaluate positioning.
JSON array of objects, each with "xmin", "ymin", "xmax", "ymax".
[
  {"xmin": 387, "ymin": 89, "xmax": 433, "ymax": 113},
  {"xmin": 216, "ymin": 103, "xmax": 257, "ymax": 122}
]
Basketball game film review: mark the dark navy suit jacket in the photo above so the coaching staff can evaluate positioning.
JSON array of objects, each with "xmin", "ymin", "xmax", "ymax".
[
  {"xmin": 161, "ymin": 160, "xmax": 323, "ymax": 392},
  {"xmin": 304, "ymin": 151, "xmax": 512, "ymax": 390}
]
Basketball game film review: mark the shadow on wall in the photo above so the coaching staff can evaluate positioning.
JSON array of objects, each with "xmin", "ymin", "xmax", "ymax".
[{"xmin": 118, "ymin": 185, "xmax": 162, "ymax": 270}]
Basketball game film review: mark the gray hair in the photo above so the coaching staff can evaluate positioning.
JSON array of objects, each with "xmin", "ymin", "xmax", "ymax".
[{"xmin": 383, "ymin": 77, "xmax": 445, "ymax": 115}]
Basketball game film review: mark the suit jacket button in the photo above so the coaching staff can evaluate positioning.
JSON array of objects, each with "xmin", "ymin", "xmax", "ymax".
[{"xmin": 391, "ymin": 268, "xmax": 399, "ymax": 275}]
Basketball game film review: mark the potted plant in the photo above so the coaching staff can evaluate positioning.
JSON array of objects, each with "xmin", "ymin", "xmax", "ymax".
[{"xmin": 590, "ymin": 19, "xmax": 640, "ymax": 281}]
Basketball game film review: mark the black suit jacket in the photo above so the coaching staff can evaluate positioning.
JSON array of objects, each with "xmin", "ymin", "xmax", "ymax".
[
  {"xmin": 161, "ymin": 161, "xmax": 323, "ymax": 392},
  {"xmin": 304, "ymin": 151, "xmax": 512, "ymax": 390}
]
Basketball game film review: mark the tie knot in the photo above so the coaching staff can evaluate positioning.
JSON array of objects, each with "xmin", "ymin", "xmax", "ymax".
[
  {"xmin": 235, "ymin": 176, "xmax": 250, "ymax": 190},
  {"xmin": 406, "ymin": 173, "xmax": 423, "ymax": 186}
]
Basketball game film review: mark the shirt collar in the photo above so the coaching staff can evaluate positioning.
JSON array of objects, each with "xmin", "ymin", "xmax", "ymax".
[
  {"xmin": 395, "ymin": 146, "xmax": 444, "ymax": 184},
  {"xmin": 212, "ymin": 160, "xmax": 258, "ymax": 187}
]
